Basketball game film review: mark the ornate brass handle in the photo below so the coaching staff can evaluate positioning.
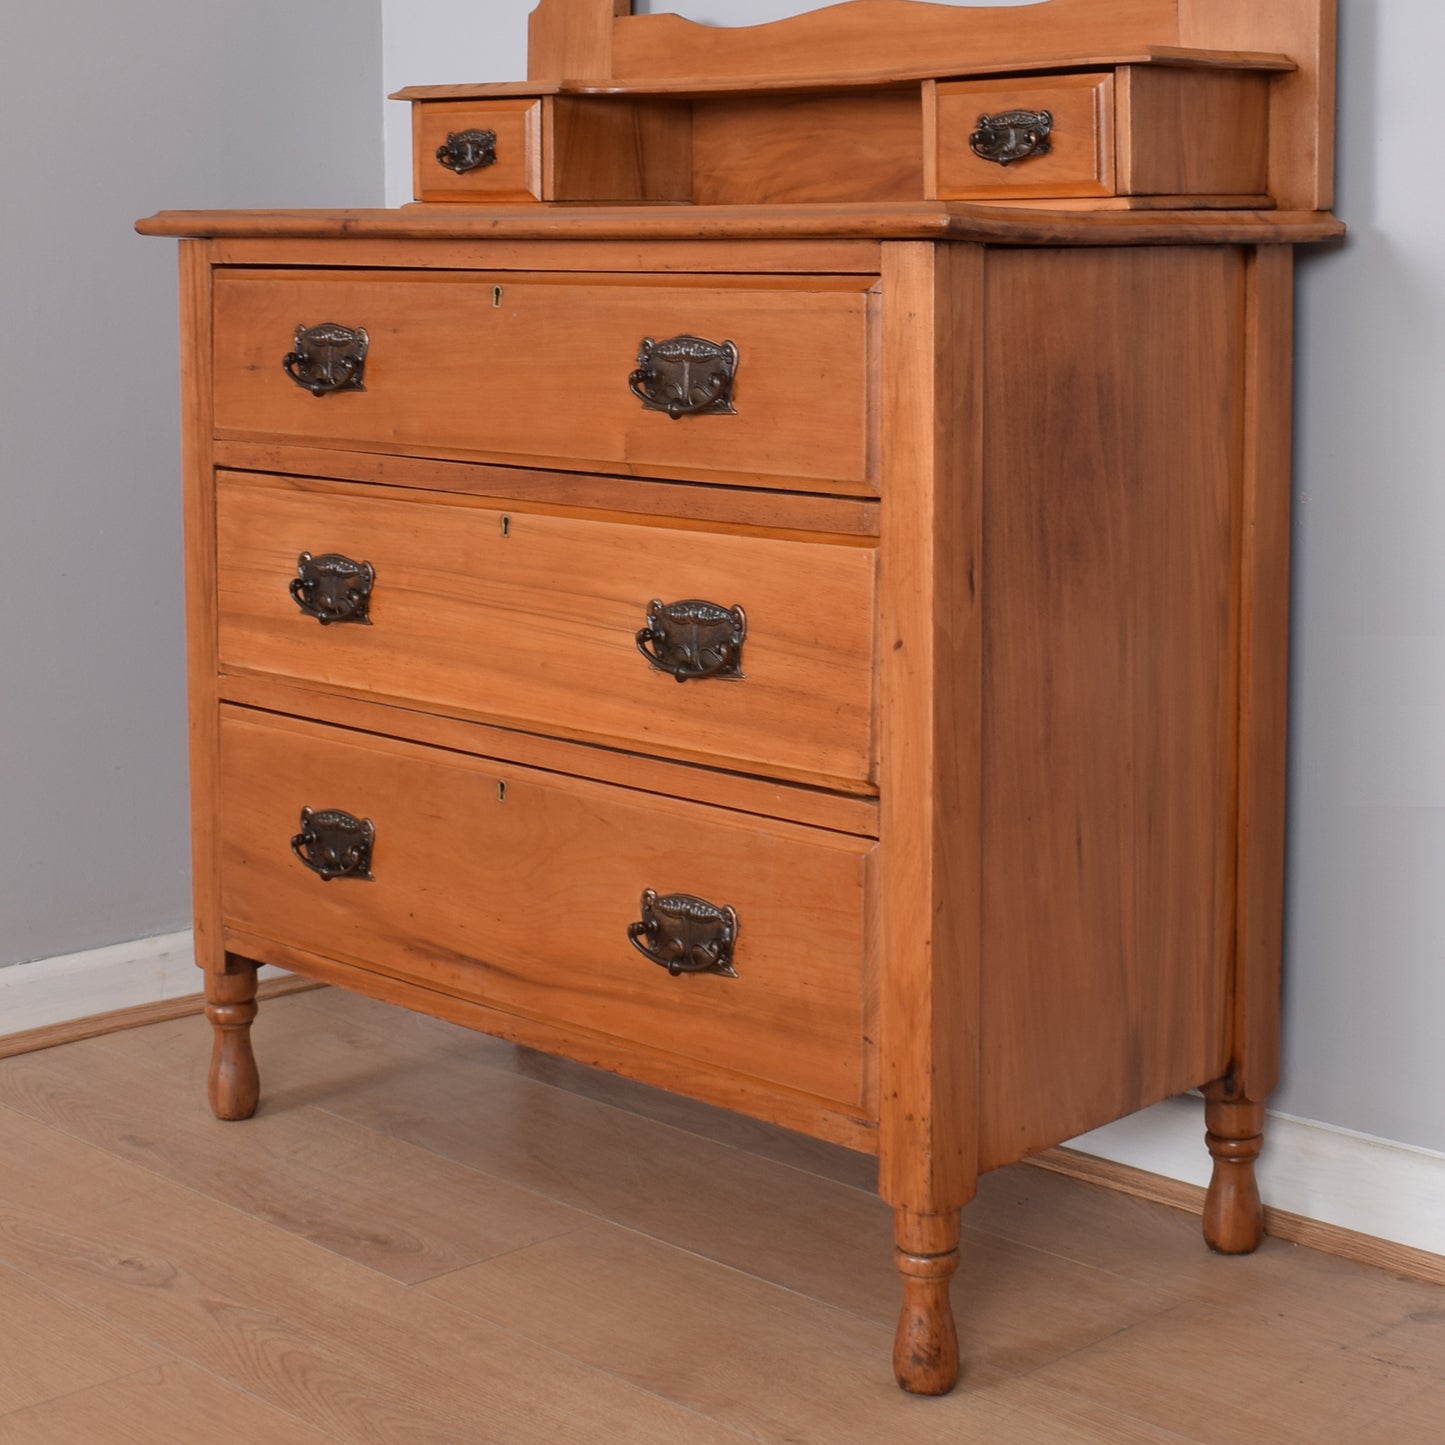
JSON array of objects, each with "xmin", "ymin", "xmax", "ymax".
[
  {"xmin": 628, "ymin": 890, "xmax": 738, "ymax": 977},
  {"xmin": 968, "ymin": 109, "xmax": 1054, "ymax": 166},
  {"xmin": 290, "ymin": 552, "xmax": 375, "ymax": 626},
  {"xmin": 291, "ymin": 807, "xmax": 375, "ymax": 881},
  {"xmin": 436, "ymin": 128, "xmax": 498, "ymax": 174},
  {"xmin": 636, "ymin": 599, "xmax": 746, "ymax": 682},
  {"xmin": 283, "ymin": 322, "xmax": 369, "ymax": 395},
  {"xmin": 629, "ymin": 335, "xmax": 738, "ymax": 419}
]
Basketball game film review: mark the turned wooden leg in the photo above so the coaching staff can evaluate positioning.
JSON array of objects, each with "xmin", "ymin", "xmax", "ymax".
[
  {"xmin": 1203, "ymin": 1084, "xmax": 1265, "ymax": 1254},
  {"xmin": 892, "ymin": 1209, "xmax": 961, "ymax": 1396},
  {"xmin": 205, "ymin": 958, "xmax": 260, "ymax": 1121}
]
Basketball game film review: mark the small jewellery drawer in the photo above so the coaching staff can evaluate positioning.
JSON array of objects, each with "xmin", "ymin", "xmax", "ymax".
[
  {"xmin": 212, "ymin": 269, "xmax": 876, "ymax": 491},
  {"xmin": 932, "ymin": 68, "xmax": 1270, "ymax": 201},
  {"xmin": 215, "ymin": 473, "xmax": 877, "ymax": 792},
  {"xmin": 413, "ymin": 99, "xmax": 543, "ymax": 203},
  {"xmin": 933, "ymin": 73, "xmax": 1114, "ymax": 199},
  {"xmin": 219, "ymin": 708, "xmax": 873, "ymax": 1109}
]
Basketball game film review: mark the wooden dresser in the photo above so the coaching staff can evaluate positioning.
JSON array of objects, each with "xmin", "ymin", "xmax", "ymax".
[{"xmin": 140, "ymin": 0, "xmax": 1341, "ymax": 1395}]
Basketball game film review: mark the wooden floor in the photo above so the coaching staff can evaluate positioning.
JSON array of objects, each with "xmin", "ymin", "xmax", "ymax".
[{"xmin": 1, "ymin": 988, "xmax": 1442, "ymax": 1444}]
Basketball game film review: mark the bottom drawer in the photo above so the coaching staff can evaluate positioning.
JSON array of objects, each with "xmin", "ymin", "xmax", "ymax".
[{"xmin": 218, "ymin": 708, "xmax": 874, "ymax": 1109}]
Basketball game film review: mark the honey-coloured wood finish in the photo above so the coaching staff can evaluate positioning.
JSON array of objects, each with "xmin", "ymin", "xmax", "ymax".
[
  {"xmin": 142, "ymin": 0, "xmax": 1337, "ymax": 1402},
  {"xmin": 1115, "ymin": 65, "xmax": 1270, "ymax": 197},
  {"xmin": 933, "ymin": 72, "xmax": 1114, "ymax": 201},
  {"xmin": 214, "ymin": 470, "xmax": 878, "ymax": 792},
  {"xmin": 546, "ymin": 96, "xmax": 692, "ymax": 202},
  {"xmin": 412, "ymin": 99, "xmax": 543, "ymax": 203},
  {"xmin": 218, "ymin": 708, "xmax": 875, "ymax": 1112},
  {"xmin": 211, "ymin": 268, "xmax": 877, "ymax": 492}
]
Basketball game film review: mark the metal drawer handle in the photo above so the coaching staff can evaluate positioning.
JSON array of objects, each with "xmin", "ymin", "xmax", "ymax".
[
  {"xmin": 968, "ymin": 109, "xmax": 1054, "ymax": 166},
  {"xmin": 628, "ymin": 890, "xmax": 738, "ymax": 978},
  {"xmin": 636, "ymin": 599, "xmax": 746, "ymax": 682},
  {"xmin": 291, "ymin": 807, "xmax": 375, "ymax": 882},
  {"xmin": 290, "ymin": 552, "xmax": 375, "ymax": 626},
  {"xmin": 629, "ymin": 335, "xmax": 738, "ymax": 419},
  {"xmin": 436, "ymin": 128, "xmax": 497, "ymax": 174},
  {"xmin": 283, "ymin": 322, "xmax": 369, "ymax": 395}
]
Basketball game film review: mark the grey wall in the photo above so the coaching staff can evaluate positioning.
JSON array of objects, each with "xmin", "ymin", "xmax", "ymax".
[
  {"xmin": 1273, "ymin": 0, "xmax": 1445, "ymax": 1153},
  {"xmin": 0, "ymin": 1, "xmax": 383, "ymax": 966}
]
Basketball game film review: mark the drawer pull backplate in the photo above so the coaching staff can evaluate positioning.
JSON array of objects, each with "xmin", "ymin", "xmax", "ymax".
[
  {"xmin": 283, "ymin": 322, "xmax": 369, "ymax": 395},
  {"xmin": 629, "ymin": 335, "xmax": 738, "ymax": 419},
  {"xmin": 628, "ymin": 889, "xmax": 739, "ymax": 978},
  {"xmin": 436, "ymin": 128, "xmax": 497, "ymax": 174},
  {"xmin": 290, "ymin": 551, "xmax": 375, "ymax": 626},
  {"xmin": 636, "ymin": 598, "xmax": 746, "ymax": 682},
  {"xmin": 968, "ymin": 109, "xmax": 1054, "ymax": 166},
  {"xmin": 291, "ymin": 807, "xmax": 375, "ymax": 882}
]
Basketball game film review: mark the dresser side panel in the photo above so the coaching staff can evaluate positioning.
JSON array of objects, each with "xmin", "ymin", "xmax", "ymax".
[
  {"xmin": 178, "ymin": 242, "xmax": 226, "ymax": 975},
  {"xmin": 876, "ymin": 241, "xmax": 985, "ymax": 1212},
  {"xmin": 978, "ymin": 245, "xmax": 1243, "ymax": 1168}
]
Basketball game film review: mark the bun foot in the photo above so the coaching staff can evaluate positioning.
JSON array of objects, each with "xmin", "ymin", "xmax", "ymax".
[
  {"xmin": 205, "ymin": 961, "xmax": 260, "ymax": 1121},
  {"xmin": 892, "ymin": 1210, "xmax": 960, "ymax": 1395},
  {"xmin": 1203, "ymin": 1088, "xmax": 1265, "ymax": 1254}
]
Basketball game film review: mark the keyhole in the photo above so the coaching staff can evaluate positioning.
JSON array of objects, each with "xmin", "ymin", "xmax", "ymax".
[
  {"xmin": 492, "ymin": 285, "xmax": 503, "ymax": 308},
  {"xmin": 497, "ymin": 781, "xmax": 507, "ymax": 803},
  {"xmin": 501, "ymin": 515, "xmax": 511, "ymax": 538}
]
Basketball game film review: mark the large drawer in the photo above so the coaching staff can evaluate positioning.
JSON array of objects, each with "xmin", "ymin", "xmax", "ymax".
[
  {"xmin": 214, "ymin": 472, "xmax": 877, "ymax": 792},
  {"xmin": 212, "ymin": 269, "xmax": 877, "ymax": 492},
  {"xmin": 218, "ymin": 708, "xmax": 874, "ymax": 1109}
]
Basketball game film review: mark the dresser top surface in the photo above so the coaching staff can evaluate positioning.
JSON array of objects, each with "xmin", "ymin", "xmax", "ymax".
[{"xmin": 135, "ymin": 201, "xmax": 1343, "ymax": 247}]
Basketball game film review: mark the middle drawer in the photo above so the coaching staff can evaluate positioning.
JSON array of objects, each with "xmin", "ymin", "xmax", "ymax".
[{"xmin": 215, "ymin": 472, "xmax": 878, "ymax": 792}]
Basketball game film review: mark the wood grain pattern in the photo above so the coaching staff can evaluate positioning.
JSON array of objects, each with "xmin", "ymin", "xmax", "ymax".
[
  {"xmin": 876, "ymin": 241, "xmax": 982, "ymax": 1215},
  {"xmin": 212, "ymin": 440, "xmax": 880, "ymax": 537},
  {"xmin": 1179, "ymin": 0, "xmax": 1336, "ymax": 210},
  {"xmin": 214, "ymin": 471, "xmax": 877, "ymax": 792},
  {"xmin": 689, "ymin": 92, "xmax": 924, "ymax": 206},
  {"xmin": 224, "ymin": 931, "xmax": 879, "ymax": 1151},
  {"xmin": 217, "ymin": 673, "xmax": 880, "ymax": 838},
  {"xmin": 934, "ymin": 72, "xmax": 1114, "ymax": 201},
  {"xmin": 0, "ymin": 1361, "xmax": 342, "ymax": 1445},
  {"xmin": 977, "ymin": 246, "xmax": 1243, "ymax": 1167},
  {"xmin": 1116, "ymin": 65, "xmax": 1269, "ymax": 197},
  {"xmin": 137, "ymin": 204, "xmax": 1345, "ymax": 247},
  {"xmin": 528, "ymin": 0, "xmax": 631, "ymax": 83},
  {"xmin": 611, "ymin": 0, "xmax": 1183, "ymax": 85},
  {"xmin": 546, "ymin": 96, "xmax": 691, "ymax": 202},
  {"xmin": 393, "ymin": 48, "xmax": 1295, "ymax": 101},
  {"xmin": 177, "ymin": 242, "xmax": 223, "ymax": 976},
  {"xmin": 875, "ymin": 242, "xmax": 985, "ymax": 1392},
  {"xmin": 204, "ymin": 235, "xmax": 886, "ymax": 275},
  {"xmin": 0, "ymin": 1263, "xmax": 163, "ymax": 1414},
  {"xmin": 0, "ymin": 1035, "xmax": 588, "ymax": 1285},
  {"xmin": 0, "ymin": 1105, "xmax": 754, "ymax": 1445},
  {"xmin": 1229, "ymin": 245, "xmax": 1294, "ymax": 1103},
  {"xmin": 218, "ymin": 708, "xmax": 875, "ymax": 1109},
  {"xmin": 3, "ymin": 993, "xmax": 1437, "ymax": 1443},
  {"xmin": 211, "ymin": 268, "xmax": 877, "ymax": 492},
  {"xmin": 412, "ymin": 99, "xmax": 543, "ymax": 204}
]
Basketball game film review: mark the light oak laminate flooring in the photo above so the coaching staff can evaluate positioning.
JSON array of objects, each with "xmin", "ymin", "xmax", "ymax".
[{"xmin": 0, "ymin": 987, "xmax": 1441, "ymax": 1443}]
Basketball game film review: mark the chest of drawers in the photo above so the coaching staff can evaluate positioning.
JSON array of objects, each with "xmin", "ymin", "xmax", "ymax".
[{"xmin": 140, "ymin": 0, "xmax": 1340, "ymax": 1396}]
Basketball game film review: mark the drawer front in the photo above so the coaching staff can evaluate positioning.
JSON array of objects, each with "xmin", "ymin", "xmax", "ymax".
[
  {"xmin": 215, "ymin": 473, "xmax": 876, "ymax": 792},
  {"xmin": 212, "ymin": 270, "xmax": 876, "ymax": 491},
  {"xmin": 933, "ymin": 73, "xmax": 1114, "ymax": 199},
  {"xmin": 413, "ymin": 99, "xmax": 543, "ymax": 203},
  {"xmin": 219, "ymin": 709, "xmax": 873, "ymax": 1108}
]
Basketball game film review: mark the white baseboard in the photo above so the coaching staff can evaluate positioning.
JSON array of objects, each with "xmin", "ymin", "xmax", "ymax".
[
  {"xmin": 4, "ymin": 936, "xmax": 1441, "ymax": 1259},
  {"xmin": 0, "ymin": 930, "xmax": 285, "ymax": 1036},
  {"xmin": 1069, "ymin": 1096, "xmax": 1445, "ymax": 1259}
]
